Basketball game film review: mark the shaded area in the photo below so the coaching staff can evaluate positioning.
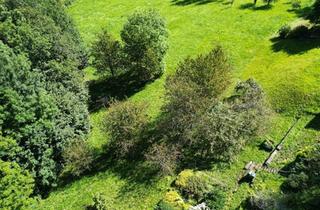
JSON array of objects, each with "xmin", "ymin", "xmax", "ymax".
[
  {"xmin": 305, "ymin": 113, "xmax": 320, "ymax": 131},
  {"xmin": 271, "ymin": 37, "xmax": 320, "ymax": 54},
  {"xmin": 239, "ymin": 3, "xmax": 273, "ymax": 10},
  {"xmin": 172, "ymin": 0, "xmax": 216, "ymax": 6},
  {"xmin": 88, "ymin": 72, "xmax": 150, "ymax": 112}
]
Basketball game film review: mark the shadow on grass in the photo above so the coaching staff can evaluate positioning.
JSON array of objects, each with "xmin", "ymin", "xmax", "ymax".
[
  {"xmin": 88, "ymin": 72, "xmax": 151, "ymax": 112},
  {"xmin": 239, "ymin": 3, "xmax": 273, "ymax": 10},
  {"xmin": 271, "ymin": 37, "xmax": 320, "ymax": 55},
  {"xmin": 171, "ymin": 0, "xmax": 218, "ymax": 6},
  {"xmin": 305, "ymin": 113, "xmax": 320, "ymax": 131}
]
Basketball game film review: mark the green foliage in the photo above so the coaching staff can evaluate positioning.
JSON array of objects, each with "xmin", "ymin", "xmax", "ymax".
[
  {"xmin": 0, "ymin": 160, "xmax": 35, "ymax": 210},
  {"xmin": 162, "ymin": 46, "xmax": 231, "ymax": 150},
  {"xmin": 91, "ymin": 29, "xmax": 123, "ymax": 76},
  {"xmin": 245, "ymin": 191, "xmax": 278, "ymax": 210},
  {"xmin": 145, "ymin": 142, "xmax": 180, "ymax": 175},
  {"xmin": 283, "ymin": 144, "xmax": 320, "ymax": 192},
  {"xmin": 86, "ymin": 193, "xmax": 111, "ymax": 210},
  {"xmin": 62, "ymin": 140, "xmax": 94, "ymax": 177},
  {"xmin": 103, "ymin": 100, "xmax": 148, "ymax": 158},
  {"xmin": 156, "ymin": 190, "xmax": 190, "ymax": 210},
  {"xmin": 0, "ymin": 0, "xmax": 89, "ymax": 192},
  {"xmin": 204, "ymin": 188, "xmax": 226, "ymax": 210},
  {"xmin": 175, "ymin": 170, "xmax": 224, "ymax": 201},
  {"xmin": 308, "ymin": 0, "xmax": 320, "ymax": 23},
  {"xmin": 121, "ymin": 9, "xmax": 168, "ymax": 81},
  {"xmin": 0, "ymin": 135, "xmax": 22, "ymax": 161}
]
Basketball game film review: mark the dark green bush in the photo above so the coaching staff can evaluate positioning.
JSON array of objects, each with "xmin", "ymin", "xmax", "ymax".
[
  {"xmin": 103, "ymin": 100, "xmax": 148, "ymax": 158},
  {"xmin": 0, "ymin": 0, "xmax": 89, "ymax": 192}
]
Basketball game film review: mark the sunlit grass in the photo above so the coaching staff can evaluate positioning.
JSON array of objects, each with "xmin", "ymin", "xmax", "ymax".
[{"xmin": 36, "ymin": 0, "xmax": 320, "ymax": 209}]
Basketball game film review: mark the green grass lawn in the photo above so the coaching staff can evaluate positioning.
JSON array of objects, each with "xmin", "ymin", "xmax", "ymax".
[{"xmin": 36, "ymin": 0, "xmax": 320, "ymax": 209}]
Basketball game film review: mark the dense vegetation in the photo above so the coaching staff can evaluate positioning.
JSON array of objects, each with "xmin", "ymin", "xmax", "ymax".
[
  {"xmin": 0, "ymin": 0, "xmax": 89, "ymax": 202},
  {"xmin": 0, "ymin": 0, "xmax": 319, "ymax": 209}
]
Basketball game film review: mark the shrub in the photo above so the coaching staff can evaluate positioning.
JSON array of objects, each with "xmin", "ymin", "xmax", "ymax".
[
  {"xmin": 204, "ymin": 188, "xmax": 226, "ymax": 210},
  {"xmin": 91, "ymin": 29, "xmax": 124, "ymax": 76},
  {"xmin": 245, "ymin": 191, "xmax": 278, "ymax": 210},
  {"xmin": 162, "ymin": 46, "xmax": 231, "ymax": 157},
  {"xmin": 145, "ymin": 142, "xmax": 180, "ymax": 175},
  {"xmin": 155, "ymin": 190, "xmax": 190, "ymax": 210},
  {"xmin": 0, "ymin": 160, "xmax": 35, "ymax": 209},
  {"xmin": 61, "ymin": 140, "xmax": 94, "ymax": 177},
  {"xmin": 175, "ymin": 170, "xmax": 224, "ymax": 201},
  {"xmin": 103, "ymin": 100, "xmax": 148, "ymax": 158},
  {"xmin": 121, "ymin": 9, "xmax": 168, "ymax": 81}
]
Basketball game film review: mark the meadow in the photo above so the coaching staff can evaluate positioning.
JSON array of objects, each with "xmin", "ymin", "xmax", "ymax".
[{"xmin": 37, "ymin": 0, "xmax": 320, "ymax": 209}]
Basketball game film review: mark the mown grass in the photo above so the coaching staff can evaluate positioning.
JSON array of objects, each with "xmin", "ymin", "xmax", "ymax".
[{"xmin": 37, "ymin": 0, "xmax": 320, "ymax": 209}]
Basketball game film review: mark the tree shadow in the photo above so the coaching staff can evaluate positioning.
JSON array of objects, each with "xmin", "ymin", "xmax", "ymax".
[
  {"xmin": 87, "ymin": 72, "xmax": 151, "ymax": 112},
  {"xmin": 305, "ymin": 113, "xmax": 320, "ymax": 131},
  {"xmin": 239, "ymin": 3, "xmax": 273, "ymax": 10},
  {"xmin": 171, "ymin": 0, "xmax": 217, "ymax": 6},
  {"xmin": 270, "ymin": 37, "xmax": 320, "ymax": 55}
]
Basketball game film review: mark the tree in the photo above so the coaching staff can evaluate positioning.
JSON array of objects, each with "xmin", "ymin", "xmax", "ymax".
[
  {"xmin": 0, "ymin": 160, "xmax": 35, "ymax": 210},
  {"xmin": 0, "ymin": 0, "xmax": 90, "ymax": 192},
  {"xmin": 103, "ymin": 100, "xmax": 148, "ymax": 158},
  {"xmin": 162, "ymin": 46, "xmax": 231, "ymax": 151},
  {"xmin": 91, "ymin": 29, "xmax": 123, "ymax": 76},
  {"xmin": 121, "ymin": 9, "xmax": 168, "ymax": 81}
]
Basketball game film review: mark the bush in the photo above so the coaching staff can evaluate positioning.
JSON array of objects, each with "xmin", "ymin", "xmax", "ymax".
[
  {"xmin": 155, "ymin": 190, "xmax": 190, "ymax": 210},
  {"xmin": 0, "ymin": 160, "xmax": 35, "ymax": 209},
  {"xmin": 175, "ymin": 170, "xmax": 224, "ymax": 201},
  {"xmin": 61, "ymin": 140, "xmax": 94, "ymax": 177},
  {"xmin": 204, "ymin": 188, "xmax": 226, "ymax": 210},
  {"xmin": 162, "ymin": 46, "xmax": 231, "ymax": 158},
  {"xmin": 145, "ymin": 142, "xmax": 180, "ymax": 175},
  {"xmin": 103, "ymin": 100, "xmax": 148, "ymax": 158},
  {"xmin": 245, "ymin": 191, "xmax": 278, "ymax": 210},
  {"xmin": 121, "ymin": 9, "xmax": 169, "ymax": 81}
]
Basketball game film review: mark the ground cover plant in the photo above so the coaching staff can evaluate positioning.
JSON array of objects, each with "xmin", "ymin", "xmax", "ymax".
[{"xmin": 18, "ymin": 0, "xmax": 320, "ymax": 209}]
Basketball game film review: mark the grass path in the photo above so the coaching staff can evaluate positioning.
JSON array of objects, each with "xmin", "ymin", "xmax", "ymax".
[{"xmin": 36, "ymin": 0, "xmax": 320, "ymax": 209}]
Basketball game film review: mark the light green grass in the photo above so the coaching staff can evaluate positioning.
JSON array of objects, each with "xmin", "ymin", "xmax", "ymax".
[{"xmin": 37, "ymin": 0, "xmax": 320, "ymax": 209}]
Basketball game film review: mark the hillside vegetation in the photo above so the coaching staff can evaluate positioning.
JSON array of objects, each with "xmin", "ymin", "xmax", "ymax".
[{"xmin": 33, "ymin": 0, "xmax": 320, "ymax": 209}]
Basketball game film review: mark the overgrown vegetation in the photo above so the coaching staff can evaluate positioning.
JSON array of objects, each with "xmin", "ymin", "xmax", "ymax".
[
  {"xmin": 13, "ymin": 0, "xmax": 320, "ymax": 209},
  {"xmin": 92, "ymin": 9, "xmax": 168, "ymax": 82},
  {"xmin": 0, "ymin": 0, "xmax": 89, "ymax": 203}
]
